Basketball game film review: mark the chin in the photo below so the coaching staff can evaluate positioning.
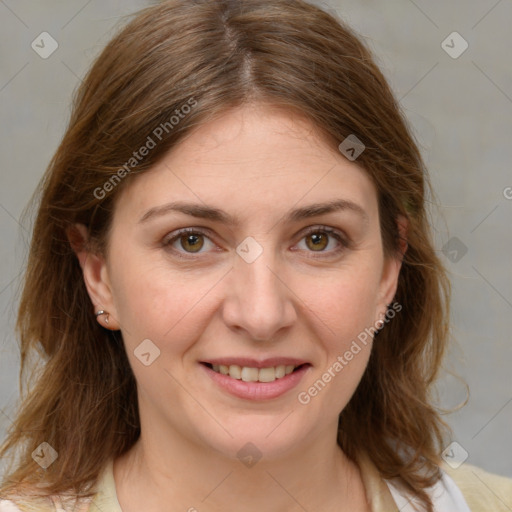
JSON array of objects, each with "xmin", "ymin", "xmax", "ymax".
[{"xmin": 194, "ymin": 415, "xmax": 312, "ymax": 465}]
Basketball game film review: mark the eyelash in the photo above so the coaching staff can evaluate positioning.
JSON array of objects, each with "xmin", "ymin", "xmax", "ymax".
[{"xmin": 161, "ymin": 225, "xmax": 350, "ymax": 260}]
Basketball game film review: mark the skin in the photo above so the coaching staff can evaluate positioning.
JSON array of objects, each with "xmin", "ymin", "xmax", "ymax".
[{"xmin": 71, "ymin": 102, "xmax": 407, "ymax": 511}]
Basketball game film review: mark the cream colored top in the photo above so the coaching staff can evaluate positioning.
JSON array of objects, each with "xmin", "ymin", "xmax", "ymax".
[{"xmin": 2, "ymin": 451, "xmax": 512, "ymax": 511}]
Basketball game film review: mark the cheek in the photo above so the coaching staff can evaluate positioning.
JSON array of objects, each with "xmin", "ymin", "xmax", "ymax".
[
  {"xmin": 108, "ymin": 247, "xmax": 211, "ymax": 353},
  {"xmin": 296, "ymin": 273, "xmax": 377, "ymax": 413},
  {"xmin": 298, "ymin": 262, "xmax": 382, "ymax": 341}
]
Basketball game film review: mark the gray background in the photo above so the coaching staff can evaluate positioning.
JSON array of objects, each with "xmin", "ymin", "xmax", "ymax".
[{"xmin": 1, "ymin": 0, "xmax": 511, "ymax": 481}]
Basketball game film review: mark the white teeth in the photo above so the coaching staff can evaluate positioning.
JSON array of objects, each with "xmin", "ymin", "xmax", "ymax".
[
  {"xmin": 229, "ymin": 364, "xmax": 242, "ymax": 379},
  {"xmin": 258, "ymin": 367, "xmax": 277, "ymax": 382},
  {"xmin": 210, "ymin": 363, "xmax": 301, "ymax": 382},
  {"xmin": 275, "ymin": 365, "xmax": 285, "ymax": 379},
  {"xmin": 241, "ymin": 367, "xmax": 259, "ymax": 382}
]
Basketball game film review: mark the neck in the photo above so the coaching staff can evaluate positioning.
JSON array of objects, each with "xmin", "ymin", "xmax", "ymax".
[{"xmin": 114, "ymin": 428, "xmax": 365, "ymax": 512}]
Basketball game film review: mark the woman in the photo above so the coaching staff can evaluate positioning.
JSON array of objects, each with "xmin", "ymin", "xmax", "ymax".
[{"xmin": 1, "ymin": 0, "xmax": 511, "ymax": 511}]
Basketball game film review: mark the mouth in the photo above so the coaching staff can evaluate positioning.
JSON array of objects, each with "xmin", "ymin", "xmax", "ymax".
[
  {"xmin": 199, "ymin": 360, "xmax": 312, "ymax": 400},
  {"xmin": 200, "ymin": 362, "xmax": 310, "ymax": 383}
]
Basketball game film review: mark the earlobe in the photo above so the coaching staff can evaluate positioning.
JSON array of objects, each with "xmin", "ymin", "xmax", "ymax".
[{"xmin": 66, "ymin": 224, "xmax": 120, "ymax": 330}]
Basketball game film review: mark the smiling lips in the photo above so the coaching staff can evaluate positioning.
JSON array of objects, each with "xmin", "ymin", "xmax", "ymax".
[
  {"xmin": 210, "ymin": 363, "xmax": 297, "ymax": 382},
  {"xmin": 201, "ymin": 359, "xmax": 312, "ymax": 400},
  {"xmin": 201, "ymin": 357, "xmax": 310, "ymax": 383}
]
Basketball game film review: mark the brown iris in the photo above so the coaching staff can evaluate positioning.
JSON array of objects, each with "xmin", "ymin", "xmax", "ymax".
[
  {"xmin": 305, "ymin": 232, "xmax": 329, "ymax": 251},
  {"xmin": 180, "ymin": 233, "xmax": 204, "ymax": 253}
]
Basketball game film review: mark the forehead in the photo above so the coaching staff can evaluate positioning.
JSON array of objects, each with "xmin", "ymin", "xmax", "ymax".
[{"xmin": 114, "ymin": 103, "xmax": 378, "ymax": 225}]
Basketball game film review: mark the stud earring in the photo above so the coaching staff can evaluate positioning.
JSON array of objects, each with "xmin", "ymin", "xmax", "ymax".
[{"xmin": 95, "ymin": 310, "xmax": 109, "ymax": 324}]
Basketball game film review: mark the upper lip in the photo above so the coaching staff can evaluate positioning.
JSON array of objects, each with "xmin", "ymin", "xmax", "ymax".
[{"xmin": 201, "ymin": 357, "xmax": 310, "ymax": 368}]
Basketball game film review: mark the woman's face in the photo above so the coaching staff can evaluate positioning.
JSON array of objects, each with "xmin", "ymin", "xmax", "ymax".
[{"xmin": 85, "ymin": 103, "xmax": 403, "ymax": 461}]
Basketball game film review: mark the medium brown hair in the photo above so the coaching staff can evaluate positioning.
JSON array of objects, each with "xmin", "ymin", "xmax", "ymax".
[{"xmin": 1, "ymin": 1, "xmax": 455, "ymax": 510}]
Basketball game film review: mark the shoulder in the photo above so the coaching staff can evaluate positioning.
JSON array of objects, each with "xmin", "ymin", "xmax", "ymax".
[
  {"xmin": 0, "ymin": 494, "xmax": 92, "ymax": 512},
  {"xmin": 0, "ymin": 460, "xmax": 114, "ymax": 512},
  {"xmin": 0, "ymin": 497, "xmax": 52, "ymax": 512},
  {"xmin": 441, "ymin": 460, "xmax": 512, "ymax": 512},
  {"xmin": 0, "ymin": 495, "xmax": 54, "ymax": 512},
  {"xmin": 0, "ymin": 500, "xmax": 22, "ymax": 512}
]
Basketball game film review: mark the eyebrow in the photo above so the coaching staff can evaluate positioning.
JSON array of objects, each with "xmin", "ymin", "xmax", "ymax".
[{"xmin": 139, "ymin": 198, "xmax": 369, "ymax": 226}]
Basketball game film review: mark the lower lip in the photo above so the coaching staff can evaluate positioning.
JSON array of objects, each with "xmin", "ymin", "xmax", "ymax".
[{"xmin": 200, "ymin": 363, "xmax": 311, "ymax": 400}]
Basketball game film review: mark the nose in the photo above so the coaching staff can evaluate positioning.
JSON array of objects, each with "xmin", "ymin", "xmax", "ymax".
[{"xmin": 221, "ymin": 241, "xmax": 297, "ymax": 342}]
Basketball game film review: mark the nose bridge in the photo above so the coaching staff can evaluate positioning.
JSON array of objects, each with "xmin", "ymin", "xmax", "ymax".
[{"xmin": 223, "ymin": 236, "xmax": 295, "ymax": 340}]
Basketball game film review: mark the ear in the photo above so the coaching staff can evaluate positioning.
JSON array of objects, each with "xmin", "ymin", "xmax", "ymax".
[
  {"xmin": 376, "ymin": 214, "xmax": 408, "ymax": 319},
  {"xmin": 67, "ymin": 223, "xmax": 120, "ymax": 330}
]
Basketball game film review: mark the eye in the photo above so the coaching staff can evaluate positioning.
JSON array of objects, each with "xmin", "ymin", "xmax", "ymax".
[
  {"xmin": 162, "ymin": 227, "xmax": 216, "ymax": 257},
  {"xmin": 294, "ymin": 226, "xmax": 349, "ymax": 257},
  {"xmin": 162, "ymin": 225, "xmax": 349, "ymax": 259}
]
